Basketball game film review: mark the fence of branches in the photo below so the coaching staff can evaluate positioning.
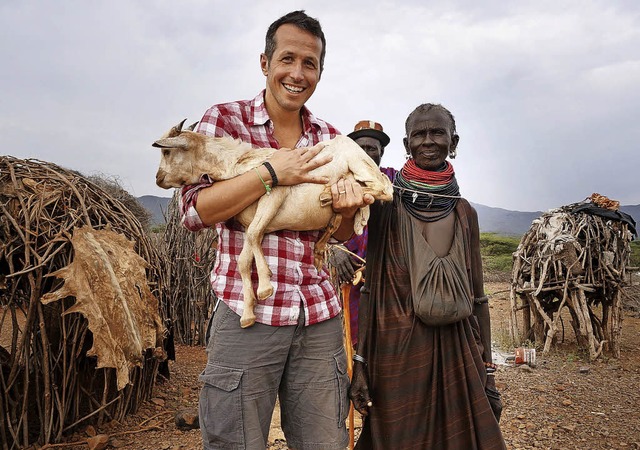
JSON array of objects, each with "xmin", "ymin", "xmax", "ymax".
[
  {"xmin": 0, "ymin": 156, "xmax": 166, "ymax": 448},
  {"xmin": 157, "ymin": 191, "xmax": 218, "ymax": 346}
]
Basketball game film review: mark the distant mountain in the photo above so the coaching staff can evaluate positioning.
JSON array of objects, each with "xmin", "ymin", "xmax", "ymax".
[
  {"xmin": 621, "ymin": 204, "xmax": 640, "ymax": 228},
  {"xmin": 137, "ymin": 195, "xmax": 639, "ymax": 237},
  {"xmin": 138, "ymin": 195, "xmax": 171, "ymax": 225},
  {"xmin": 470, "ymin": 203, "xmax": 542, "ymax": 236}
]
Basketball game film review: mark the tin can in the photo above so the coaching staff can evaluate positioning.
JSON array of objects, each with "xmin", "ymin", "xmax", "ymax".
[{"xmin": 514, "ymin": 347, "xmax": 536, "ymax": 366}]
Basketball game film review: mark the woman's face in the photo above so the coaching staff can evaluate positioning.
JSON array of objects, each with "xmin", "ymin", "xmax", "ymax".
[{"xmin": 404, "ymin": 109, "xmax": 459, "ymax": 171}]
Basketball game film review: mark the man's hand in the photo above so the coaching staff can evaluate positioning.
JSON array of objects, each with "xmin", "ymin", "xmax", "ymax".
[
  {"xmin": 328, "ymin": 247, "xmax": 359, "ymax": 285},
  {"xmin": 330, "ymin": 175, "xmax": 375, "ymax": 219},
  {"xmin": 268, "ymin": 143, "xmax": 332, "ymax": 186}
]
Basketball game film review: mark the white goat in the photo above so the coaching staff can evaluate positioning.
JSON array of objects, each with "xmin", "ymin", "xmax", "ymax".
[{"xmin": 153, "ymin": 120, "xmax": 393, "ymax": 328}]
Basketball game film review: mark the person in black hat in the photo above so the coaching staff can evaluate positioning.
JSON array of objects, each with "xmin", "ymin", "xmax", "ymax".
[
  {"xmin": 329, "ymin": 120, "xmax": 397, "ymax": 347},
  {"xmin": 347, "ymin": 120, "xmax": 391, "ymax": 167}
]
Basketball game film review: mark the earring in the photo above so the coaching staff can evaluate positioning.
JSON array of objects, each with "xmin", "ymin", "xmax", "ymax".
[
  {"xmin": 405, "ymin": 153, "xmax": 412, "ymax": 160},
  {"xmin": 448, "ymin": 149, "xmax": 457, "ymax": 159}
]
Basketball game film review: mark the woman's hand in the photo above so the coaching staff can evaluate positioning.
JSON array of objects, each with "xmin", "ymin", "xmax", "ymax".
[{"xmin": 349, "ymin": 361, "xmax": 372, "ymax": 416}]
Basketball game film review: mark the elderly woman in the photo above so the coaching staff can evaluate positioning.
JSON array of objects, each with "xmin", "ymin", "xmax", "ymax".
[{"xmin": 349, "ymin": 104, "xmax": 506, "ymax": 449}]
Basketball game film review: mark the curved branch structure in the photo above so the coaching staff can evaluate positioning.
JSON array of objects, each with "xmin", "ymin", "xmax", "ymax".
[
  {"xmin": 510, "ymin": 197, "xmax": 634, "ymax": 360},
  {"xmin": 0, "ymin": 156, "xmax": 166, "ymax": 448}
]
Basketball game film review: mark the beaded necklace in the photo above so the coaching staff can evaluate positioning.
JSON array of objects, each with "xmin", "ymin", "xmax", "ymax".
[{"xmin": 394, "ymin": 159, "xmax": 461, "ymax": 222}]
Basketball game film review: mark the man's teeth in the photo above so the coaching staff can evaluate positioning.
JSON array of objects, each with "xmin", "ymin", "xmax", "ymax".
[{"xmin": 284, "ymin": 84, "xmax": 303, "ymax": 93}]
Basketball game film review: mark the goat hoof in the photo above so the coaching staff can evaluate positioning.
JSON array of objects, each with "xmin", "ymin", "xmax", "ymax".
[
  {"xmin": 240, "ymin": 316, "xmax": 256, "ymax": 328},
  {"xmin": 257, "ymin": 286, "xmax": 274, "ymax": 301}
]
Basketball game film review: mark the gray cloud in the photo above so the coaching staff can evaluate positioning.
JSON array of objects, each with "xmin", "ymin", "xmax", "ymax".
[{"xmin": 1, "ymin": 0, "xmax": 638, "ymax": 211}]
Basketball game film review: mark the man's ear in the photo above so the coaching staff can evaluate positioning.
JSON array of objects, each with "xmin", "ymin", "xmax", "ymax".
[{"xmin": 260, "ymin": 53, "xmax": 269, "ymax": 75}]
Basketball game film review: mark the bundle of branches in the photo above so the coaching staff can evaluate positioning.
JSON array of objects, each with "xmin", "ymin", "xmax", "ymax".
[
  {"xmin": 0, "ymin": 156, "xmax": 166, "ymax": 448},
  {"xmin": 158, "ymin": 191, "xmax": 218, "ymax": 346},
  {"xmin": 510, "ymin": 194, "xmax": 635, "ymax": 360},
  {"xmin": 86, "ymin": 173, "xmax": 153, "ymax": 232}
]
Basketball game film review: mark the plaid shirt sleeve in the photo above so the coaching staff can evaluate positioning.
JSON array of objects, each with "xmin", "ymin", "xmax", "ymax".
[
  {"xmin": 179, "ymin": 175, "xmax": 214, "ymax": 231},
  {"xmin": 179, "ymin": 106, "xmax": 236, "ymax": 230}
]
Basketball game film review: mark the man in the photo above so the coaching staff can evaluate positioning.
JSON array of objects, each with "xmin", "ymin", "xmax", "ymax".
[
  {"xmin": 180, "ymin": 11, "xmax": 372, "ymax": 449},
  {"xmin": 329, "ymin": 121, "xmax": 397, "ymax": 347}
]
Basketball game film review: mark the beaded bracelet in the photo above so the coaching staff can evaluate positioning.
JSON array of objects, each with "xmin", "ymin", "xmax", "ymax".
[
  {"xmin": 485, "ymin": 361, "xmax": 497, "ymax": 375},
  {"xmin": 254, "ymin": 167, "xmax": 271, "ymax": 195},
  {"xmin": 262, "ymin": 161, "xmax": 278, "ymax": 188}
]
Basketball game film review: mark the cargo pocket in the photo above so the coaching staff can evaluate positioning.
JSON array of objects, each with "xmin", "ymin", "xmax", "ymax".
[
  {"xmin": 199, "ymin": 364, "xmax": 244, "ymax": 449},
  {"xmin": 333, "ymin": 347, "xmax": 350, "ymax": 427}
]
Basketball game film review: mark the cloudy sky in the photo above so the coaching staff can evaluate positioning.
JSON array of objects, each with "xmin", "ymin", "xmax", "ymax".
[{"xmin": 1, "ymin": 0, "xmax": 638, "ymax": 211}]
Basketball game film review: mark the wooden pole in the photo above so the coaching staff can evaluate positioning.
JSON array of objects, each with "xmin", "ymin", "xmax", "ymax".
[{"xmin": 342, "ymin": 284, "xmax": 355, "ymax": 450}]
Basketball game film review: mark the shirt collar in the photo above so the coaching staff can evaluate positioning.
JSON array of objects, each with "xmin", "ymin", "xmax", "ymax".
[{"xmin": 251, "ymin": 89, "xmax": 322, "ymax": 135}]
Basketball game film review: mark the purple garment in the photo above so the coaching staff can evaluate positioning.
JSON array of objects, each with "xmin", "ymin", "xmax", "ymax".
[{"xmin": 345, "ymin": 166, "xmax": 397, "ymax": 346}]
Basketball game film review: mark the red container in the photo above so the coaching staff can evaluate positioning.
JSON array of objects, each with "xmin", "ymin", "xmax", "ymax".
[{"xmin": 514, "ymin": 347, "xmax": 536, "ymax": 366}]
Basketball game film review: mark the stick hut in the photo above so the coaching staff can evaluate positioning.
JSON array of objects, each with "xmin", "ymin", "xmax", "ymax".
[
  {"xmin": 510, "ymin": 194, "xmax": 636, "ymax": 360},
  {"xmin": 0, "ymin": 156, "xmax": 166, "ymax": 448}
]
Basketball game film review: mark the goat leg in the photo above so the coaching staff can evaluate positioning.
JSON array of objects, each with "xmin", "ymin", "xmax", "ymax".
[
  {"xmin": 247, "ymin": 191, "xmax": 287, "ymax": 302},
  {"xmin": 238, "ymin": 243, "xmax": 257, "ymax": 328}
]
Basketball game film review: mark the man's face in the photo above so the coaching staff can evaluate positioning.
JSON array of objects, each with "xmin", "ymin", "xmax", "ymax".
[
  {"xmin": 404, "ymin": 109, "xmax": 459, "ymax": 171},
  {"xmin": 355, "ymin": 136, "xmax": 383, "ymax": 167},
  {"xmin": 261, "ymin": 24, "xmax": 322, "ymax": 114}
]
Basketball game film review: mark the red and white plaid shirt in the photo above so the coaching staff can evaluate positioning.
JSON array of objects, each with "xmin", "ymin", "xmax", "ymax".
[{"xmin": 180, "ymin": 90, "xmax": 341, "ymax": 326}]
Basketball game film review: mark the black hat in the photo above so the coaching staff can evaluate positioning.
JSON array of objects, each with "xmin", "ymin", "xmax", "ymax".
[{"xmin": 347, "ymin": 120, "xmax": 390, "ymax": 147}]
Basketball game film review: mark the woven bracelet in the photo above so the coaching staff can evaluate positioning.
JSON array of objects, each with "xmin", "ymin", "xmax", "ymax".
[
  {"xmin": 253, "ymin": 167, "xmax": 271, "ymax": 195},
  {"xmin": 262, "ymin": 161, "xmax": 278, "ymax": 188},
  {"xmin": 353, "ymin": 354, "xmax": 367, "ymax": 365},
  {"xmin": 473, "ymin": 295, "xmax": 489, "ymax": 305}
]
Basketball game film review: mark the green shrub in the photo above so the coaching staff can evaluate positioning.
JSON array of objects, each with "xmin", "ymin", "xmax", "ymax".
[
  {"xmin": 480, "ymin": 233, "xmax": 520, "ymax": 256},
  {"xmin": 479, "ymin": 233, "xmax": 521, "ymax": 273},
  {"xmin": 630, "ymin": 240, "xmax": 640, "ymax": 268},
  {"xmin": 483, "ymin": 254, "xmax": 514, "ymax": 272}
]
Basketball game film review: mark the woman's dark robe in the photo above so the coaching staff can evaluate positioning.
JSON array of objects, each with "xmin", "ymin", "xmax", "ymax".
[{"xmin": 355, "ymin": 197, "xmax": 506, "ymax": 450}]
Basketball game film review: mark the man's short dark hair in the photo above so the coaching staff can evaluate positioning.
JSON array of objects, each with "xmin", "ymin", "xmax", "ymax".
[{"xmin": 264, "ymin": 10, "xmax": 326, "ymax": 74}]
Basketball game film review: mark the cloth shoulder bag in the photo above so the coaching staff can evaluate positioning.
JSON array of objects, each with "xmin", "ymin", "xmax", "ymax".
[{"xmin": 397, "ymin": 202, "xmax": 473, "ymax": 326}]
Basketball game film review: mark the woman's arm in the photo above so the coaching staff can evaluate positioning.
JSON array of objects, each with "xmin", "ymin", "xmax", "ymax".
[{"xmin": 468, "ymin": 205, "xmax": 493, "ymax": 364}]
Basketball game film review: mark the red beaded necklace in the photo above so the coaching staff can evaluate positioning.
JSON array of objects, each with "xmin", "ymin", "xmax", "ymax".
[{"xmin": 401, "ymin": 159, "xmax": 454, "ymax": 185}]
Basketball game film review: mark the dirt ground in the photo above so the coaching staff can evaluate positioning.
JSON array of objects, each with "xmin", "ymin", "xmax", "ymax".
[{"xmin": 59, "ymin": 281, "xmax": 640, "ymax": 450}]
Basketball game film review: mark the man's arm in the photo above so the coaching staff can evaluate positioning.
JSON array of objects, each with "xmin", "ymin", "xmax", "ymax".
[{"xmin": 194, "ymin": 146, "xmax": 332, "ymax": 226}]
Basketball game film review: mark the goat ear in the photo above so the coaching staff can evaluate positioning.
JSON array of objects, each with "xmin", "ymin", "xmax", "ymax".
[
  {"xmin": 187, "ymin": 121, "xmax": 199, "ymax": 131},
  {"xmin": 152, "ymin": 135, "xmax": 191, "ymax": 149}
]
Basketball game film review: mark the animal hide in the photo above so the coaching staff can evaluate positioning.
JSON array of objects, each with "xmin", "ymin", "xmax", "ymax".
[{"xmin": 41, "ymin": 226, "xmax": 164, "ymax": 390}]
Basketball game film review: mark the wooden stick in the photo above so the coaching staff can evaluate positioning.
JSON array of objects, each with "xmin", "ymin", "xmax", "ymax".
[{"xmin": 341, "ymin": 284, "xmax": 355, "ymax": 450}]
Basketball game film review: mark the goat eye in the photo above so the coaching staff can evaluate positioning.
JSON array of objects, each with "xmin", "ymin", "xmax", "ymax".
[{"xmin": 162, "ymin": 149, "xmax": 171, "ymax": 157}]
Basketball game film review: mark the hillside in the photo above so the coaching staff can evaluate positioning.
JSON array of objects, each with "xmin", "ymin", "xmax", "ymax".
[
  {"xmin": 138, "ymin": 195, "xmax": 172, "ymax": 225},
  {"xmin": 138, "ymin": 195, "xmax": 639, "ymax": 237}
]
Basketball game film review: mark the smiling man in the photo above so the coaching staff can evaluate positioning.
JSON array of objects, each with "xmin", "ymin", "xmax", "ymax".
[{"xmin": 179, "ymin": 10, "xmax": 370, "ymax": 450}]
